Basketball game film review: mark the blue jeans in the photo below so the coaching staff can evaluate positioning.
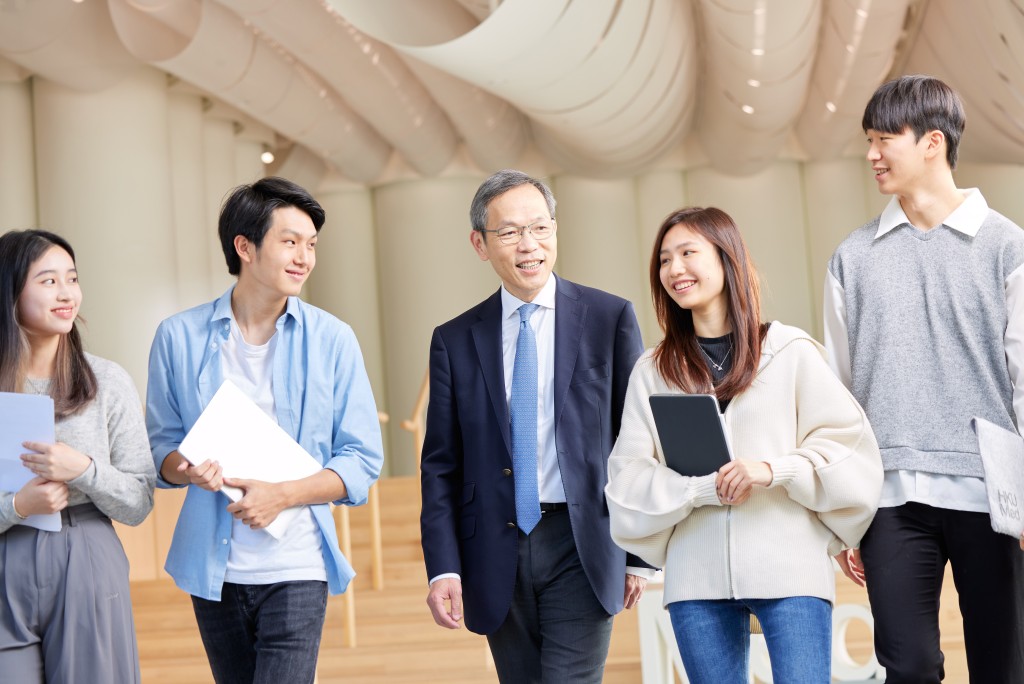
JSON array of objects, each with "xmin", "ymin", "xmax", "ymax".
[
  {"xmin": 668, "ymin": 596, "xmax": 831, "ymax": 684},
  {"xmin": 191, "ymin": 581, "xmax": 328, "ymax": 684}
]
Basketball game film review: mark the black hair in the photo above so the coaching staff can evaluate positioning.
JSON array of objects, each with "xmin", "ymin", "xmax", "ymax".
[
  {"xmin": 862, "ymin": 75, "xmax": 966, "ymax": 169},
  {"xmin": 0, "ymin": 229, "xmax": 97, "ymax": 416},
  {"xmin": 218, "ymin": 176, "xmax": 326, "ymax": 276}
]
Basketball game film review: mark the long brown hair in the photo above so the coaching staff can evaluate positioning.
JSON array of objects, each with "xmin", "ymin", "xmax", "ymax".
[
  {"xmin": 0, "ymin": 230, "xmax": 97, "ymax": 417},
  {"xmin": 650, "ymin": 207, "xmax": 766, "ymax": 401}
]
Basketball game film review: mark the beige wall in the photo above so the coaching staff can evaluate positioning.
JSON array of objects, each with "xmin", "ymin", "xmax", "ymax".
[{"xmin": 5, "ymin": 74, "xmax": 1024, "ymax": 482}]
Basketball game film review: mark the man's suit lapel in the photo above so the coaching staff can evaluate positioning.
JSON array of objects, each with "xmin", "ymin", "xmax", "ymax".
[
  {"xmin": 471, "ymin": 289, "xmax": 512, "ymax": 456},
  {"xmin": 554, "ymin": 277, "xmax": 586, "ymax": 428}
]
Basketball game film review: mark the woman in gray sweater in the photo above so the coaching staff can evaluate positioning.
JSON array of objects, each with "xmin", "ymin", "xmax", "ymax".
[{"xmin": 0, "ymin": 229, "xmax": 155, "ymax": 683}]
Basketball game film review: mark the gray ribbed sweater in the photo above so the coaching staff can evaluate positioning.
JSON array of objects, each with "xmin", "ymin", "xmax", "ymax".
[
  {"xmin": 0, "ymin": 353, "xmax": 155, "ymax": 533},
  {"xmin": 828, "ymin": 210, "xmax": 1024, "ymax": 476}
]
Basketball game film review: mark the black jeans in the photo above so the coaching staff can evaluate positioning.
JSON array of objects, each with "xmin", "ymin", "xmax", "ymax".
[
  {"xmin": 860, "ymin": 503, "xmax": 1024, "ymax": 684},
  {"xmin": 191, "ymin": 580, "xmax": 329, "ymax": 684}
]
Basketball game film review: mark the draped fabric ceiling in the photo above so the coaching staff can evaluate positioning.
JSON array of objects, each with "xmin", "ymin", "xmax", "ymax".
[{"xmin": 1, "ymin": 0, "xmax": 1022, "ymax": 183}]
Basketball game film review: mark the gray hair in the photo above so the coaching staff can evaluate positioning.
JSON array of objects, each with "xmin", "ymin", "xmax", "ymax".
[{"xmin": 469, "ymin": 169, "xmax": 557, "ymax": 232}]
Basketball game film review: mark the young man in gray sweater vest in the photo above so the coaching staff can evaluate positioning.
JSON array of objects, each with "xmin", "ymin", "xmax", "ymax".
[{"xmin": 825, "ymin": 75, "xmax": 1024, "ymax": 683}]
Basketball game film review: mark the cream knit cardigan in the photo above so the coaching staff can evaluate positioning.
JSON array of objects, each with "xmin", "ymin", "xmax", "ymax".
[{"xmin": 605, "ymin": 322, "xmax": 882, "ymax": 606}]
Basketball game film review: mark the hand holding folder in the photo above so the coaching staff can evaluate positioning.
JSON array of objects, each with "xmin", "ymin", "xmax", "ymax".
[
  {"xmin": 0, "ymin": 392, "xmax": 61, "ymax": 531},
  {"xmin": 178, "ymin": 380, "xmax": 325, "ymax": 539},
  {"xmin": 973, "ymin": 417, "xmax": 1024, "ymax": 539}
]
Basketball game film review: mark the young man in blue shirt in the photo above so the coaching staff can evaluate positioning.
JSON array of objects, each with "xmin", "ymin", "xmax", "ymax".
[{"xmin": 146, "ymin": 176, "xmax": 383, "ymax": 683}]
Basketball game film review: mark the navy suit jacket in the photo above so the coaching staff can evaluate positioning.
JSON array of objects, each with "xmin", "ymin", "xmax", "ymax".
[{"xmin": 420, "ymin": 276, "xmax": 646, "ymax": 635}]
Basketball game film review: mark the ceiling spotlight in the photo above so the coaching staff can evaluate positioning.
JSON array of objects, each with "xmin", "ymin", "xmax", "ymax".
[
  {"xmin": 747, "ymin": 79, "xmax": 761, "ymax": 88},
  {"xmin": 825, "ymin": 101, "xmax": 837, "ymax": 113},
  {"xmin": 261, "ymin": 149, "xmax": 275, "ymax": 165},
  {"xmin": 751, "ymin": 48, "xmax": 765, "ymax": 56},
  {"xmin": 741, "ymin": 105, "xmax": 755, "ymax": 114}
]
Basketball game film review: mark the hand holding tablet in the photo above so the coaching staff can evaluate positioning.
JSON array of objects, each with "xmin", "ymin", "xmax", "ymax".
[{"xmin": 649, "ymin": 394, "xmax": 733, "ymax": 477}]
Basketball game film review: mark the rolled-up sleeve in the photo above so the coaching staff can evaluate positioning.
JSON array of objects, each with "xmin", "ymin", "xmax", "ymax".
[
  {"xmin": 145, "ymin": 320, "xmax": 188, "ymax": 489},
  {"xmin": 325, "ymin": 329, "xmax": 384, "ymax": 506}
]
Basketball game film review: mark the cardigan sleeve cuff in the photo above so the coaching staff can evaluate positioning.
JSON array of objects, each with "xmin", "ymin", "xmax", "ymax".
[
  {"xmin": 764, "ymin": 455, "xmax": 807, "ymax": 489},
  {"xmin": 827, "ymin": 536, "xmax": 847, "ymax": 557},
  {"xmin": 692, "ymin": 474, "xmax": 723, "ymax": 507}
]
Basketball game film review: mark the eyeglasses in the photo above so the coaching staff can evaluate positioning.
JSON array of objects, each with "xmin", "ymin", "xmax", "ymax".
[{"xmin": 479, "ymin": 218, "xmax": 557, "ymax": 245}]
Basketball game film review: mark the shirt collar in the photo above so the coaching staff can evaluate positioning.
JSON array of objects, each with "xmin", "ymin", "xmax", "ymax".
[
  {"xmin": 208, "ymin": 284, "xmax": 302, "ymax": 327},
  {"xmin": 501, "ymin": 274, "xmax": 557, "ymax": 320},
  {"xmin": 211, "ymin": 285, "xmax": 235, "ymax": 323},
  {"xmin": 874, "ymin": 188, "xmax": 988, "ymax": 239}
]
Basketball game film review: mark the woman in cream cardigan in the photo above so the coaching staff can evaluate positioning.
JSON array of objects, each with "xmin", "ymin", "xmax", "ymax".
[{"xmin": 605, "ymin": 207, "xmax": 882, "ymax": 683}]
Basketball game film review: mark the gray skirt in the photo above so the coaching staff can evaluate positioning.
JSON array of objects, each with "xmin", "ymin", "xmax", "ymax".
[{"xmin": 0, "ymin": 504, "xmax": 140, "ymax": 683}]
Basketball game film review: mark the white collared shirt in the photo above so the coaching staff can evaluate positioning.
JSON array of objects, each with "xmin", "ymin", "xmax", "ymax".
[
  {"xmin": 500, "ymin": 275, "xmax": 564, "ymax": 503},
  {"xmin": 824, "ymin": 188, "xmax": 1024, "ymax": 513}
]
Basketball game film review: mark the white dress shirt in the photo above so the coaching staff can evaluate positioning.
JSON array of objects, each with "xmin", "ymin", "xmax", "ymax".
[
  {"xmin": 500, "ymin": 276, "xmax": 563, "ymax": 503},
  {"xmin": 823, "ymin": 189, "xmax": 1024, "ymax": 513}
]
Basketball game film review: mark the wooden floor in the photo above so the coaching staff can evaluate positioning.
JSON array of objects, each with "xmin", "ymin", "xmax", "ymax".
[{"xmin": 133, "ymin": 477, "xmax": 970, "ymax": 683}]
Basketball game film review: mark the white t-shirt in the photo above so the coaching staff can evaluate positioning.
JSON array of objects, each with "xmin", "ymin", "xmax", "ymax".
[{"xmin": 221, "ymin": 317, "xmax": 326, "ymax": 584}]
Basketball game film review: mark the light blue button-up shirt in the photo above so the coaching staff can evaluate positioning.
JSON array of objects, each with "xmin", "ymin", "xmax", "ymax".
[{"xmin": 146, "ymin": 286, "xmax": 384, "ymax": 600}]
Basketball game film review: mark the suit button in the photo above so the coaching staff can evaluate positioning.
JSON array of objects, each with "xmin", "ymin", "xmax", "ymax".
[
  {"xmin": 506, "ymin": 522, "xmax": 516, "ymax": 528},
  {"xmin": 502, "ymin": 468, "xmax": 512, "ymax": 476}
]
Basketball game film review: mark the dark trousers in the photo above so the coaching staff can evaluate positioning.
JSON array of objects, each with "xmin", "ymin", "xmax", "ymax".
[
  {"xmin": 860, "ymin": 502, "xmax": 1024, "ymax": 684},
  {"xmin": 191, "ymin": 580, "xmax": 328, "ymax": 684},
  {"xmin": 485, "ymin": 508, "xmax": 614, "ymax": 684}
]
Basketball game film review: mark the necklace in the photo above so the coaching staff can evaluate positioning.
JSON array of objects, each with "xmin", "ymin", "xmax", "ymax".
[
  {"xmin": 24, "ymin": 376, "xmax": 51, "ymax": 395},
  {"xmin": 698, "ymin": 341, "xmax": 733, "ymax": 372}
]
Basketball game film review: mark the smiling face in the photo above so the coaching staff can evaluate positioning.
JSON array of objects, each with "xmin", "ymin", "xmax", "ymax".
[
  {"xmin": 236, "ymin": 205, "xmax": 318, "ymax": 299},
  {"xmin": 866, "ymin": 127, "xmax": 931, "ymax": 196},
  {"xmin": 470, "ymin": 184, "xmax": 557, "ymax": 302},
  {"xmin": 659, "ymin": 223, "xmax": 727, "ymax": 320},
  {"xmin": 17, "ymin": 245, "xmax": 81, "ymax": 341}
]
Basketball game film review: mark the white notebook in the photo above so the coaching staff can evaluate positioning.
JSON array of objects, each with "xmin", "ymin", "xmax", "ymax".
[{"xmin": 178, "ymin": 380, "xmax": 325, "ymax": 539}]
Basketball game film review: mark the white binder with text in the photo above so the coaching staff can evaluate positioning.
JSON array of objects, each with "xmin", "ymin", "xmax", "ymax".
[{"xmin": 973, "ymin": 416, "xmax": 1024, "ymax": 539}]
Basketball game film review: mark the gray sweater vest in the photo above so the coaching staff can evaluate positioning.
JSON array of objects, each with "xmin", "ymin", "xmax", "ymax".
[{"xmin": 829, "ymin": 211, "xmax": 1024, "ymax": 476}]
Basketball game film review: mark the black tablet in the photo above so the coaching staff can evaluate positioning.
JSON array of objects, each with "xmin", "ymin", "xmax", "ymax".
[{"xmin": 649, "ymin": 394, "xmax": 733, "ymax": 477}]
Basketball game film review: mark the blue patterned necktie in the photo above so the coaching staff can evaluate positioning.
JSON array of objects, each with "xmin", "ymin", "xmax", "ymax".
[{"xmin": 511, "ymin": 303, "xmax": 541, "ymax": 534}]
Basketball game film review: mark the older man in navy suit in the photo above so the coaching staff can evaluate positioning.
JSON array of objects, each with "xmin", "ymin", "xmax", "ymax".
[{"xmin": 420, "ymin": 169, "xmax": 651, "ymax": 683}]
